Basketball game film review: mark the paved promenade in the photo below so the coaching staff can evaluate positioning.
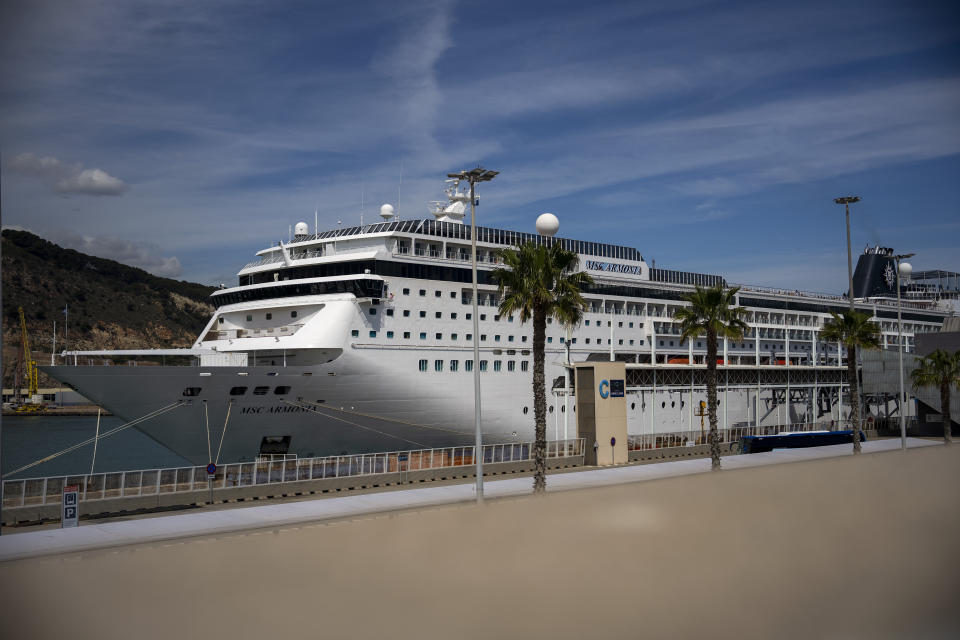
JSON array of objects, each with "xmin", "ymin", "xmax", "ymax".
[{"xmin": 0, "ymin": 437, "xmax": 939, "ymax": 561}]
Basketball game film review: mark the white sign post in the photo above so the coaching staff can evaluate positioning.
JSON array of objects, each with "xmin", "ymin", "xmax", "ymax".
[{"xmin": 62, "ymin": 485, "xmax": 79, "ymax": 528}]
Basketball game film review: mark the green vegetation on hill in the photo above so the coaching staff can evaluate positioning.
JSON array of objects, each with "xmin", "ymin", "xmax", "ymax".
[{"xmin": 2, "ymin": 229, "xmax": 216, "ymax": 386}]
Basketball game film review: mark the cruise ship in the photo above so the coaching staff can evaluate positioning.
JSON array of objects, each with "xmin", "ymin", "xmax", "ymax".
[{"xmin": 42, "ymin": 178, "xmax": 954, "ymax": 464}]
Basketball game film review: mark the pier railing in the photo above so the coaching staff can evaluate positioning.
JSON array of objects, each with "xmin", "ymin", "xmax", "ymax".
[
  {"xmin": 627, "ymin": 421, "xmax": 857, "ymax": 451},
  {"xmin": 1, "ymin": 439, "xmax": 585, "ymax": 509}
]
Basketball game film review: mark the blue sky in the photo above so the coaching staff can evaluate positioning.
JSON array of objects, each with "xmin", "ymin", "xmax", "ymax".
[{"xmin": 1, "ymin": 0, "xmax": 958, "ymax": 292}]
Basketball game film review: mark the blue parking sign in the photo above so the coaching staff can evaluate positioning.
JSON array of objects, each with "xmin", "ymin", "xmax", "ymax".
[{"xmin": 62, "ymin": 485, "xmax": 79, "ymax": 528}]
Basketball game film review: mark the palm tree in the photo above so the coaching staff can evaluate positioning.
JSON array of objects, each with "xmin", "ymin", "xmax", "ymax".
[
  {"xmin": 675, "ymin": 284, "xmax": 749, "ymax": 470},
  {"xmin": 819, "ymin": 310, "xmax": 880, "ymax": 453},
  {"xmin": 493, "ymin": 241, "xmax": 593, "ymax": 493},
  {"xmin": 910, "ymin": 349, "xmax": 960, "ymax": 445}
]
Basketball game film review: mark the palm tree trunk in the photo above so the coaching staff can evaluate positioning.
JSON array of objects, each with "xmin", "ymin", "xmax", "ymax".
[
  {"xmin": 847, "ymin": 344, "xmax": 861, "ymax": 453},
  {"xmin": 706, "ymin": 330, "xmax": 720, "ymax": 470},
  {"xmin": 941, "ymin": 382, "xmax": 953, "ymax": 445},
  {"xmin": 532, "ymin": 303, "xmax": 548, "ymax": 493}
]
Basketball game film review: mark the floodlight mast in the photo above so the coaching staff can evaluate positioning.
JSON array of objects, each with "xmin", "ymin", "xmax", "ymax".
[
  {"xmin": 834, "ymin": 196, "xmax": 861, "ymax": 311},
  {"xmin": 893, "ymin": 252, "xmax": 915, "ymax": 451},
  {"xmin": 447, "ymin": 167, "xmax": 498, "ymax": 503}
]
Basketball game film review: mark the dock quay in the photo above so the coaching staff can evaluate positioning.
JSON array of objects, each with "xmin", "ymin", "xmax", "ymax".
[
  {"xmin": 1, "ymin": 424, "xmax": 879, "ymax": 527},
  {"xmin": 0, "ymin": 434, "xmax": 911, "ymax": 561}
]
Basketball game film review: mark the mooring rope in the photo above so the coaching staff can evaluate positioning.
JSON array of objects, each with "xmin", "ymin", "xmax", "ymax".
[
  {"xmin": 3, "ymin": 401, "xmax": 185, "ymax": 479},
  {"xmin": 214, "ymin": 400, "xmax": 233, "ymax": 465},
  {"xmin": 204, "ymin": 400, "xmax": 212, "ymax": 464},
  {"xmin": 281, "ymin": 400, "xmax": 429, "ymax": 448},
  {"xmin": 292, "ymin": 399, "xmax": 479, "ymax": 437}
]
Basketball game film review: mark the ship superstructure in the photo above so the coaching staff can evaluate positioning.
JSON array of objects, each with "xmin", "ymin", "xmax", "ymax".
[{"xmin": 42, "ymin": 179, "xmax": 953, "ymax": 464}]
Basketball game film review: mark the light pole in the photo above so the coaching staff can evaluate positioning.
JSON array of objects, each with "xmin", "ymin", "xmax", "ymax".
[
  {"xmin": 447, "ymin": 167, "xmax": 498, "ymax": 502},
  {"xmin": 894, "ymin": 253, "xmax": 914, "ymax": 450},
  {"xmin": 834, "ymin": 196, "xmax": 861, "ymax": 312}
]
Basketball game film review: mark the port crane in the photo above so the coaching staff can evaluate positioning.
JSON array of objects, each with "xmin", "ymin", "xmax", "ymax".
[{"xmin": 15, "ymin": 306, "xmax": 41, "ymax": 410}]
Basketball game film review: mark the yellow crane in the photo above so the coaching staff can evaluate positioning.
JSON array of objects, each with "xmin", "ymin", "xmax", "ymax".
[{"xmin": 17, "ymin": 306, "xmax": 41, "ymax": 410}]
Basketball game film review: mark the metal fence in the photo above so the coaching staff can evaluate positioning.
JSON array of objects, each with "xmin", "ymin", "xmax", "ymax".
[
  {"xmin": 627, "ymin": 421, "xmax": 857, "ymax": 451},
  {"xmin": 1, "ymin": 439, "xmax": 585, "ymax": 509}
]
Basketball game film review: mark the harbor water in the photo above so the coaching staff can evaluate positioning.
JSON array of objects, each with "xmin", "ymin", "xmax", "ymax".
[{"xmin": 1, "ymin": 415, "xmax": 191, "ymax": 480}]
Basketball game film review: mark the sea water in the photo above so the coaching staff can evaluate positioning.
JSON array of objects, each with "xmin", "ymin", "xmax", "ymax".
[{"xmin": 2, "ymin": 415, "xmax": 191, "ymax": 480}]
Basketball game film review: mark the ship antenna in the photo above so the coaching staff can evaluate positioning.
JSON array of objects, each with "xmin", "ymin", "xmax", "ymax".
[
  {"xmin": 360, "ymin": 178, "xmax": 365, "ymax": 227},
  {"xmin": 314, "ymin": 202, "xmax": 318, "ymax": 236},
  {"xmin": 397, "ymin": 158, "xmax": 403, "ymax": 220}
]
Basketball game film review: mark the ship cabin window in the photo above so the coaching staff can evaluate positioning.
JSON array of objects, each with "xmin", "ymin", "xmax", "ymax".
[
  {"xmin": 619, "ymin": 322, "xmax": 623, "ymax": 328},
  {"xmin": 585, "ymin": 339, "xmax": 591, "ymax": 344},
  {"xmin": 291, "ymin": 311, "xmax": 298, "ymax": 318},
  {"xmin": 451, "ymin": 313, "xmax": 457, "ymax": 319},
  {"xmin": 435, "ymin": 290, "xmax": 442, "ymax": 297},
  {"xmin": 481, "ymin": 334, "xmax": 487, "ymax": 341},
  {"xmin": 451, "ymin": 333, "xmax": 458, "ymax": 340},
  {"xmin": 669, "ymin": 341, "xmax": 674, "ymax": 346},
  {"xmin": 419, "ymin": 311, "xmax": 426, "ymax": 318},
  {"xmin": 629, "ymin": 340, "xmax": 635, "ymax": 345},
  {"xmin": 509, "ymin": 336, "xmax": 515, "ymax": 342},
  {"xmin": 522, "ymin": 361, "xmax": 529, "ymax": 372},
  {"xmin": 450, "ymin": 292, "xmax": 457, "ymax": 298},
  {"xmin": 480, "ymin": 314, "xmax": 486, "ymax": 321},
  {"xmin": 435, "ymin": 312, "xmax": 442, "ymax": 319},
  {"xmin": 495, "ymin": 335, "xmax": 501, "ymax": 342},
  {"xmin": 629, "ymin": 322, "xmax": 634, "ymax": 328},
  {"xmin": 246, "ymin": 315, "xmax": 253, "ymax": 322},
  {"xmin": 493, "ymin": 360, "xmax": 502, "ymax": 372},
  {"xmin": 266, "ymin": 313, "xmax": 272, "ymax": 320},
  {"xmin": 585, "ymin": 320, "xmax": 590, "ymax": 326},
  {"xmin": 386, "ymin": 309, "xmax": 394, "ymax": 316},
  {"xmin": 508, "ymin": 361, "xmax": 516, "ymax": 372},
  {"xmin": 466, "ymin": 333, "xmax": 472, "ymax": 340},
  {"xmin": 404, "ymin": 332, "xmax": 411, "ymax": 338},
  {"xmin": 571, "ymin": 338, "xmax": 577, "ymax": 344},
  {"xmin": 351, "ymin": 330, "xmax": 359, "ymax": 337},
  {"xmin": 465, "ymin": 360, "xmax": 474, "ymax": 372},
  {"xmin": 522, "ymin": 336, "xmax": 528, "ymax": 343},
  {"xmin": 420, "ymin": 332, "xmax": 427, "ymax": 339},
  {"xmin": 182, "ymin": 387, "xmax": 202, "ymax": 397},
  {"xmin": 419, "ymin": 360, "xmax": 428, "ymax": 372},
  {"xmin": 403, "ymin": 310, "xmax": 410, "ymax": 317},
  {"xmin": 479, "ymin": 360, "xmax": 488, "ymax": 371},
  {"xmin": 619, "ymin": 339, "xmax": 624, "ymax": 345},
  {"xmin": 218, "ymin": 317, "xmax": 224, "ymax": 324},
  {"xmin": 560, "ymin": 337, "xmax": 564, "ymax": 344},
  {"xmin": 230, "ymin": 386, "xmax": 247, "ymax": 396},
  {"xmin": 274, "ymin": 386, "xmax": 291, "ymax": 395},
  {"xmin": 548, "ymin": 337, "xmax": 553, "ymax": 343},
  {"xmin": 435, "ymin": 359, "xmax": 443, "ymax": 371},
  {"xmin": 466, "ymin": 313, "xmax": 472, "ymax": 320},
  {"xmin": 369, "ymin": 308, "xmax": 377, "ymax": 315},
  {"xmin": 387, "ymin": 331, "xmax": 394, "ymax": 338},
  {"xmin": 494, "ymin": 315, "xmax": 500, "ymax": 321},
  {"xmin": 369, "ymin": 331, "xmax": 376, "ymax": 338},
  {"xmin": 450, "ymin": 360, "xmax": 459, "ymax": 372},
  {"xmin": 419, "ymin": 289, "xmax": 426, "ymax": 296},
  {"xmin": 435, "ymin": 333, "xmax": 442, "ymax": 339},
  {"xmin": 403, "ymin": 288, "xmax": 410, "ymax": 295},
  {"xmin": 253, "ymin": 386, "xmax": 269, "ymax": 395}
]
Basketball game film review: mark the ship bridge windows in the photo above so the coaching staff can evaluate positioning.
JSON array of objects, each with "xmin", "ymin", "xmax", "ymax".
[{"xmin": 215, "ymin": 278, "xmax": 384, "ymax": 305}]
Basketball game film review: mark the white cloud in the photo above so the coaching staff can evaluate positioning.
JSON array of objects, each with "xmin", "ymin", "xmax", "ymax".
[
  {"xmin": 8, "ymin": 152, "xmax": 127, "ymax": 196},
  {"xmin": 55, "ymin": 168, "xmax": 127, "ymax": 196}
]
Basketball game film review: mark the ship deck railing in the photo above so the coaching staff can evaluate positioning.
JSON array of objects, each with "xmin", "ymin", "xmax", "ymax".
[{"xmin": 1, "ymin": 438, "xmax": 585, "ymax": 509}]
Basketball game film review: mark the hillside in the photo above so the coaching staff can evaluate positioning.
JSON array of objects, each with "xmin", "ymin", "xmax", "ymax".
[{"xmin": 2, "ymin": 229, "xmax": 216, "ymax": 387}]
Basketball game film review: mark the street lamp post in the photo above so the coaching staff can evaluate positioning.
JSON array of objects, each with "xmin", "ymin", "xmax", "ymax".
[
  {"xmin": 834, "ymin": 196, "xmax": 861, "ymax": 312},
  {"xmin": 447, "ymin": 167, "xmax": 498, "ymax": 502},
  {"xmin": 894, "ymin": 253, "xmax": 914, "ymax": 450}
]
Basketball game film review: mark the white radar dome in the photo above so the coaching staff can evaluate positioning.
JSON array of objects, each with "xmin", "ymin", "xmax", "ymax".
[
  {"xmin": 380, "ymin": 203, "xmax": 395, "ymax": 220},
  {"xmin": 536, "ymin": 212, "xmax": 559, "ymax": 237},
  {"xmin": 294, "ymin": 221, "xmax": 309, "ymax": 236},
  {"xmin": 899, "ymin": 262, "xmax": 913, "ymax": 278}
]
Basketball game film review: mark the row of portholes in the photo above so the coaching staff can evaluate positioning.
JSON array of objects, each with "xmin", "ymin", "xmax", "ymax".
[{"xmin": 523, "ymin": 405, "xmax": 565, "ymax": 415}]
